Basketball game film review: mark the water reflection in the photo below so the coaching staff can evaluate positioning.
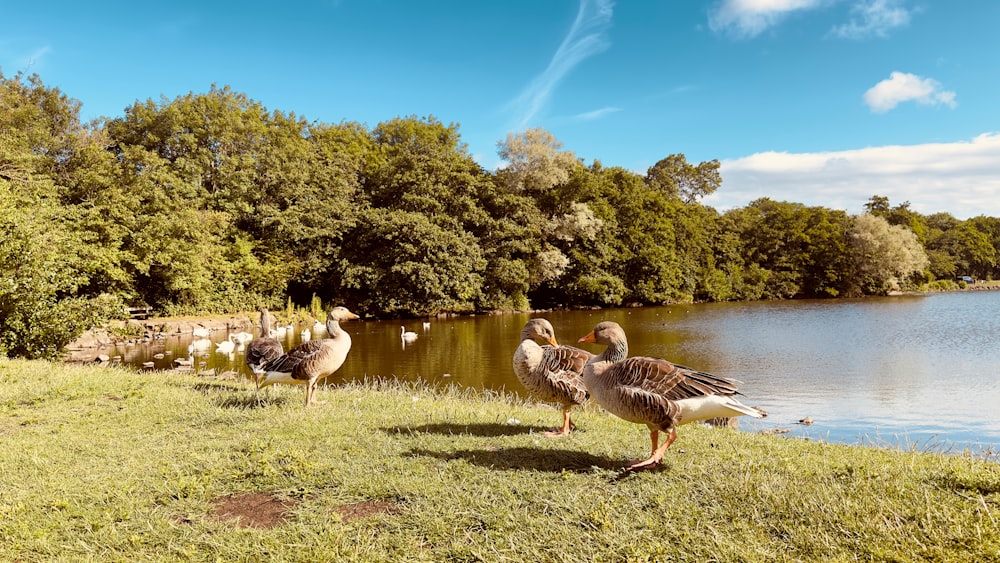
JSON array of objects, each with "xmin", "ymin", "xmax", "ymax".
[{"xmin": 113, "ymin": 291, "xmax": 1000, "ymax": 455}]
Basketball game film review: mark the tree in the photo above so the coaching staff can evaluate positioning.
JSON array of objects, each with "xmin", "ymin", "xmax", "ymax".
[
  {"xmin": 495, "ymin": 128, "xmax": 578, "ymax": 194},
  {"xmin": 645, "ymin": 154, "xmax": 722, "ymax": 203},
  {"xmin": 849, "ymin": 214, "xmax": 929, "ymax": 294}
]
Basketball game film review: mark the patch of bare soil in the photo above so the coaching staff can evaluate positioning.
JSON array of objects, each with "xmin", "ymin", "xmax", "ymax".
[
  {"xmin": 335, "ymin": 500, "xmax": 402, "ymax": 522},
  {"xmin": 211, "ymin": 492, "xmax": 295, "ymax": 529}
]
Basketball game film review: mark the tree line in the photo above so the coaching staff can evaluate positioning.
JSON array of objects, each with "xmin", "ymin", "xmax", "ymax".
[{"xmin": 2, "ymin": 71, "xmax": 998, "ymax": 359}]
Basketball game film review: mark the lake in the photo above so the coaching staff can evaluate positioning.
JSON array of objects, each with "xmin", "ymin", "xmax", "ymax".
[{"xmin": 116, "ymin": 291, "xmax": 1000, "ymax": 457}]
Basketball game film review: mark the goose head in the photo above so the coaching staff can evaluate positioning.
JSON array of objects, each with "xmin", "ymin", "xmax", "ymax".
[{"xmin": 520, "ymin": 318, "xmax": 559, "ymax": 347}]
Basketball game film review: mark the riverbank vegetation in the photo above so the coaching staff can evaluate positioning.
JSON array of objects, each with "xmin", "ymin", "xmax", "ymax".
[
  {"xmin": 3, "ymin": 71, "xmax": 999, "ymax": 359},
  {"xmin": 1, "ymin": 359, "xmax": 997, "ymax": 561}
]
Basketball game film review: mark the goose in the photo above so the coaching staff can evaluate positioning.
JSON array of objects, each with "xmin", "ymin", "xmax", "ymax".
[
  {"xmin": 245, "ymin": 308, "xmax": 284, "ymax": 385},
  {"xmin": 578, "ymin": 321, "xmax": 763, "ymax": 471},
  {"xmin": 401, "ymin": 326, "xmax": 418, "ymax": 342},
  {"xmin": 257, "ymin": 307, "xmax": 360, "ymax": 406},
  {"xmin": 513, "ymin": 318, "xmax": 593, "ymax": 437}
]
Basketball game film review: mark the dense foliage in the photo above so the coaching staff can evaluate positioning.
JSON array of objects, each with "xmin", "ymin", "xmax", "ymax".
[{"xmin": 2, "ymin": 72, "xmax": 998, "ymax": 358}]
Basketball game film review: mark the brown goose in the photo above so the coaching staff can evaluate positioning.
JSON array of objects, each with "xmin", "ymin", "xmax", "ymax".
[
  {"xmin": 245, "ymin": 308, "xmax": 284, "ymax": 385},
  {"xmin": 578, "ymin": 321, "xmax": 763, "ymax": 471},
  {"xmin": 513, "ymin": 318, "xmax": 593, "ymax": 437},
  {"xmin": 257, "ymin": 306, "xmax": 360, "ymax": 406}
]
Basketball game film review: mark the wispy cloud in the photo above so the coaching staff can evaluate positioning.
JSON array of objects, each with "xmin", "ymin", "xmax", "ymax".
[
  {"xmin": 7, "ymin": 45, "xmax": 52, "ymax": 72},
  {"xmin": 707, "ymin": 133, "xmax": 1000, "ymax": 219},
  {"xmin": 829, "ymin": 0, "xmax": 912, "ymax": 39},
  {"xmin": 708, "ymin": 0, "xmax": 826, "ymax": 39},
  {"xmin": 863, "ymin": 71, "xmax": 957, "ymax": 113},
  {"xmin": 506, "ymin": 0, "xmax": 614, "ymax": 130},
  {"xmin": 572, "ymin": 106, "xmax": 622, "ymax": 121}
]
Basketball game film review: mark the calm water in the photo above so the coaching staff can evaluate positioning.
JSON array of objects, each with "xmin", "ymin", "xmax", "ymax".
[{"xmin": 117, "ymin": 291, "xmax": 1000, "ymax": 455}]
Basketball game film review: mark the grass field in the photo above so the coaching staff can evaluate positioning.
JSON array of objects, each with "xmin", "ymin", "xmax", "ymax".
[{"xmin": 1, "ymin": 359, "xmax": 998, "ymax": 562}]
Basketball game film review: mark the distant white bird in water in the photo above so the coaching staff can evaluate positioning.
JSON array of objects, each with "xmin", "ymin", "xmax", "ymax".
[
  {"xmin": 422, "ymin": 321, "xmax": 431, "ymax": 330},
  {"xmin": 230, "ymin": 332, "xmax": 253, "ymax": 347},
  {"xmin": 192, "ymin": 327, "xmax": 210, "ymax": 338},
  {"xmin": 401, "ymin": 326, "xmax": 418, "ymax": 342},
  {"xmin": 301, "ymin": 328, "xmax": 312, "ymax": 342},
  {"xmin": 216, "ymin": 338, "xmax": 236, "ymax": 355},
  {"xmin": 189, "ymin": 338, "xmax": 212, "ymax": 354},
  {"xmin": 312, "ymin": 320, "xmax": 327, "ymax": 337}
]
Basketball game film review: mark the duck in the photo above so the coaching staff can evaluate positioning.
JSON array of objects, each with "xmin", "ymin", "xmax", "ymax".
[
  {"xmin": 245, "ymin": 308, "xmax": 284, "ymax": 385},
  {"xmin": 257, "ymin": 307, "xmax": 360, "ymax": 406},
  {"xmin": 578, "ymin": 321, "xmax": 763, "ymax": 471},
  {"xmin": 401, "ymin": 326, "xmax": 418, "ymax": 342},
  {"xmin": 513, "ymin": 318, "xmax": 593, "ymax": 437}
]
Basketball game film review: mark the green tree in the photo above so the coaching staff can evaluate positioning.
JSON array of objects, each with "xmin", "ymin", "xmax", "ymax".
[{"xmin": 849, "ymin": 213, "xmax": 929, "ymax": 294}]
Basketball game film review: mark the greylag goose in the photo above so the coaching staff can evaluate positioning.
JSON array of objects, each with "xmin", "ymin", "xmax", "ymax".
[
  {"xmin": 513, "ymin": 318, "xmax": 593, "ymax": 437},
  {"xmin": 257, "ymin": 306, "xmax": 360, "ymax": 405},
  {"xmin": 245, "ymin": 308, "xmax": 284, "ymax": 385},
  {"xmin": 578, "ymin": 321, "xmax": 763, "ymax": 471}
]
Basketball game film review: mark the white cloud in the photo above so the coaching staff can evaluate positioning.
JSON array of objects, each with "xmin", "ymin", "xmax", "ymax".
[
  {"xmin": 708, "ymin": 0, "xmax": 826, "ymax": 38},
  {"xmin": 506, "ymin": 0, "xmax": 614, "ymax": 130},
  {"xmin": 830, "ymin": 0, "xmax": 912, "ymax": 39},
  {"xmin": 572, "ymin": 106, "xmax": 622, "ymax": 121},
  {"xmin": 863, "ymin": 71, "xmax": 957, "ymax": 113},
  {"xmin": 707, "ymin": 134, "xmax": 1000, "ymax": 219}
]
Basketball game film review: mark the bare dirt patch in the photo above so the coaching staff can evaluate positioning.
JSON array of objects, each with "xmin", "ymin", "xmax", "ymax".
[
  {"xmin": 335, "ymin": 500, "xmax": 402, "ymax": 522},
  {"xmin": 211, "ymin": 492, "xmax": 295, "ymax": 529}
]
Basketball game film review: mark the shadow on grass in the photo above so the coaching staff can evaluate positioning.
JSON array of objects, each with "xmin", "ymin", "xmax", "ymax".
[
  {"xmin": 382, "ymin": 422, "xmax": 552, "ymax": 438},
  {"xmin": 404, "ymin": 446, "xmax": 623, "ymax": 473},
  {"xmin": 215, "ymin": 392, "xmax": 290, "ymax": 409}
]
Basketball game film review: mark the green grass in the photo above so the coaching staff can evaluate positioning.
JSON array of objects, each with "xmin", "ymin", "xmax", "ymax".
[{"xmin": 1, "ymin": 360, "xmax": 998, "ymax": 562}]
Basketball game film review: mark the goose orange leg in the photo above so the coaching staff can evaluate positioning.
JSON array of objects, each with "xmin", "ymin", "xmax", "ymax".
[
  {"xmin": 626, "ymin": 427, "xmax": 678, "ymax": 471},
  {"xmin": 542, "ymin": 407, "xmax": 574, "ymax": 438}
]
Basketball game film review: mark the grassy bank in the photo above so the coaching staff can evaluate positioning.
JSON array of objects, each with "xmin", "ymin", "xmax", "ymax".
[{"xmin": 1, "ymin": 360, "xmax": 998, "ymax": 562}]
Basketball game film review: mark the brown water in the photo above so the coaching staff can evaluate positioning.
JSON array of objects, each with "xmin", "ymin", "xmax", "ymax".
[{"xmin": 116, "ymin": 291, "xmax": 1000, "ymax": 455}]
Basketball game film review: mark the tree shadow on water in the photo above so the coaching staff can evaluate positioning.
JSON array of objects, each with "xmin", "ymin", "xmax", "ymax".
[
  {"xmin": 382, "ymin": 422, "xmax": 551, "ymax": 438},
  {"xmin": 404, "ymin": 446, "xmax": 623, "ymax": 473}
]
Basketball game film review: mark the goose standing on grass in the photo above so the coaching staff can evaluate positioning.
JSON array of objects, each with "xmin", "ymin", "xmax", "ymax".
[
  {"xmin": 578, "ymin": 321, "xmax": 764, "ymax": 471},
  {"xmin": 513, "ymin": 318, "xmax": 593, "ymax": 437},
  {"xmin": 245, "ymin": 308, "xmax": 284, "ymax": 386},
  {"xmin": 257, "ymin": 307, "xmax": 360, "ymax": 406}
]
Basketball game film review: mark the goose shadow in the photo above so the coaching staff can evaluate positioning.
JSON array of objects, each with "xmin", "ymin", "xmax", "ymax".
[
  {"xmin": 382, "ymin": 422, "xmax": 551, "ymax": 438},
  {"xmin": 404, "ymin": 446, "xmax": 623, "ymax": 473},
  {"xmin": 216, "ymin": 392, "xmax": 291, "ymax": 409}
]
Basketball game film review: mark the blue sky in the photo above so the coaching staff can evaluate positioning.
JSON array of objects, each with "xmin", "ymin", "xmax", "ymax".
[{"xmin": 3, "ymin": 1, "xmax": 998, "ymax": 219}]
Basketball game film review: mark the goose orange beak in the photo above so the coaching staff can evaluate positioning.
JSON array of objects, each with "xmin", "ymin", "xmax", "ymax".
[
  {"xmin": 578, "ymin": 331, "xmax": 596, "ymax": 343},
  {"xmin": 548, "ymin": 336, "xmax": 559, "ymax": 347}
]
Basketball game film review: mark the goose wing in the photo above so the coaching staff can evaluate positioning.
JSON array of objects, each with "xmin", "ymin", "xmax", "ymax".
[
  {"xmin": 245, "ymin": 338, "xmax": 283, "ymax": 371},
  {"xmin": 263, "ymin": 340, "xmax": 327, "ymax": 381},
  {"xmin": 619, "ymin": 356, "xmax": 741, "ymax": 400},
  {"xmin": 540, "ymin": 344, "xmax": 593, "ymax": 403}
]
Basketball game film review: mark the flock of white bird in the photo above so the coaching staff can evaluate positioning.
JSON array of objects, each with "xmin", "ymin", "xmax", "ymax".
[{"xmin": 197, "ymin": 307, "xmax": 766, "ymax": 472}]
